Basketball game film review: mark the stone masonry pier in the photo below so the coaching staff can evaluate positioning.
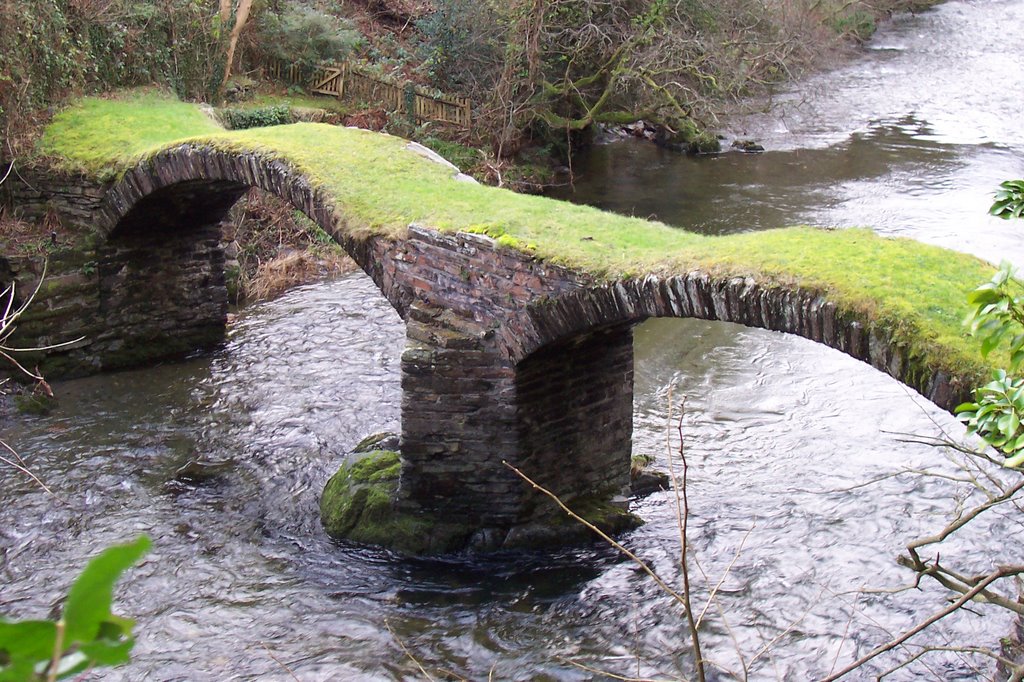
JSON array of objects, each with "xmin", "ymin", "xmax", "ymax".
[{"xmin": 2, "ymin": 144, "xmax": 977, "ymax": 550}]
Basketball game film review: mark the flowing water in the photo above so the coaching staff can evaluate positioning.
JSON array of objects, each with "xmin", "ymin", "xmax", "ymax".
[{"xmin": 4, "ymin": 1, "xmax": 1024, "ymax": 679}]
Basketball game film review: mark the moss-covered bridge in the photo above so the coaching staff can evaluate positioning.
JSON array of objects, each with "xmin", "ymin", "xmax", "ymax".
[{"xmin": 7, "ymin": 94, "xmax": 999, "ymax": 551}]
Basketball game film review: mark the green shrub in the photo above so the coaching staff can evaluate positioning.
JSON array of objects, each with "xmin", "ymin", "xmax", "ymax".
[
  {"xmin": 219, "ymin": 104, "xmax": 293, "ymax": 130},
  {"xmin": 254, "ymin": 6, "xmax": 363, "ymax": 69},
  {"xmin": 990, "ymin": 180, "xmax": 1024, "ymax": 220}
]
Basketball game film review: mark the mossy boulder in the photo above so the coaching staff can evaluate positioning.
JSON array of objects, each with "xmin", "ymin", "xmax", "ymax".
[
  {"xmin": 630, "ymin": 454, "xmax": 670, "ymax": 496},
  {"xmin": 656, "ymin": 118, "xmax": 722, "ymax": 154},
  {"xmin": 320, "ymin": 449, "xmax": 474, "ymax": 554},
  {"xmin": 14, "ymin": 391, "xmax": 58, "ymax": 416}
]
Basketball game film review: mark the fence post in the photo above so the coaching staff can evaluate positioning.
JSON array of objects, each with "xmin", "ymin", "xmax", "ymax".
[{"xmin": 404, "ymin": 84, "xmax": 417, "ymax": 124}]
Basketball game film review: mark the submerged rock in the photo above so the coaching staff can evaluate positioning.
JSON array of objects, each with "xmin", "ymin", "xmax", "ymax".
[
  {"xmin": 731, "ymin": 138, "xmax": 765, "ymax": 153},
  {"xmin": 630, "ymin": 454, "xmax": 670, "ymax": 496}
]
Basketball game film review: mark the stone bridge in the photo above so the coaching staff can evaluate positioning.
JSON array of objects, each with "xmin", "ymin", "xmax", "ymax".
[{"xmin": 3, "ymin": 114, "xmax": 997, "ymax": 551}]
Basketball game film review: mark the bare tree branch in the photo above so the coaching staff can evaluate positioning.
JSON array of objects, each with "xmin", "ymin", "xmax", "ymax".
[{"xmin": 821, "ymin": 566, "xmax": 1023, "ymax": 681}]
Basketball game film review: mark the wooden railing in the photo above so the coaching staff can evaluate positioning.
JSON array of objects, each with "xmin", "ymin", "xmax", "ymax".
[{"xmin": 268, "ymin": 60, "xmax": 472, "ymax": 128}]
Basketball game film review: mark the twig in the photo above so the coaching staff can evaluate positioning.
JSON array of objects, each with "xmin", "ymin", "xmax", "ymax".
[
  {"xmin": 907, "ymin": 478, "xmax": 1024, "ymax": 559},
  {"xmin": 820, "ymin": 566, "xmax": 1018, "ymax": 681},
  {"xmin": 877, "ymin": 645, "xmax": 1013, "ymax": 680},
  {"xmin": 896, "ymin": 555, "xmax": 1024, "ymax": 615},
  {"xmin": 47, "ymin": 620, "xmax": 65, "ymax": 682},
  {"xmin": 0, "ymin": 439, "xmax": 61, "ymax": 500},
  {"xmin": 827, "ymin": 590, "xmax": 862, "ymax": 678},
  {"xmin": 694, "ymin": 524, "xmax": 754, "ymax": 629},
  {"xmin": 257, "ymin": 641, "xmax": 301, "ymax": 682},
  {"xmin": 384, "ymin": 618, "xmax": 436, "ymax": 681},
  {"xmin": 672, "ymin": 401, "xmax": 707, "ymax": 682},
  {"xmin": 503, "ymin": 461, "xmax": 688, "ymax": 606},
  {"xmin": 559, "ymin": 657, "xmax": 670, "ymax": 682}
]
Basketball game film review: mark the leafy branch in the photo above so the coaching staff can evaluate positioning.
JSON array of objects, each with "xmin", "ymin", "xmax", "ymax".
[{"xmin": 956, "ymin": 185, "xmax": 1024, "ymax": 467}]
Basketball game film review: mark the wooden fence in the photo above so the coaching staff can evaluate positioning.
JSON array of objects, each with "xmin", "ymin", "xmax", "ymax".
[{"xmin": 268, "ymin": 60, "xmax": 472, "ymax": 128}]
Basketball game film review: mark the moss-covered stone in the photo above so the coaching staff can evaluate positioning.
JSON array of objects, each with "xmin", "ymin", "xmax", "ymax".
[
  {"xmin": 14, "ymin": 390, "xmax": 58, "ymax": 416},
  {"xmin": 630, "ymin": 454, "xmax": 670, "ymax": 496},
  {"xmin": 320, "ymin": 450, "xmax": 474, "ymax": 555}
]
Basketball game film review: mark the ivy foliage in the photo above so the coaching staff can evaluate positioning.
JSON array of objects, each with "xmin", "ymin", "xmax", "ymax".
[
  {"xmin": 957, "ymin": 370, "xmax": 1024, "ymax": 466},
  {"xmin": 957, "ymin": 186, "xmax": 1024, "ymax": 467},
  {"xmin": 990, "ymin": 180, "xmax": 1024, "ymax": 220},
  {"xmin": 0, "ymin": 536, "xmax": 150, "ymax": 681},
  {"xmin": 0, "ymin": 0, "xmax": 226, "ymax": 147}
]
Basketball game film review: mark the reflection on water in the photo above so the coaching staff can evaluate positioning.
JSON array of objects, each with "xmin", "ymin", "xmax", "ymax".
[{"xmin": 550, "ymin": 119, "xmax": 1024, "ymax": 264}]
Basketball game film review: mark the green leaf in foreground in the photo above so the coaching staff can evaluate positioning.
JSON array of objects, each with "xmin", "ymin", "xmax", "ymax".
[
  {"xmin": 63, "ymin": 536, "xmax": 150, "ymax": 644},
  {"xmin": 0, "ymin": 536, "xmax": 150, "ymax": 681},
  {"xmin": 0, "ymin": 621, "xmax": 57, "ymax": 682}
]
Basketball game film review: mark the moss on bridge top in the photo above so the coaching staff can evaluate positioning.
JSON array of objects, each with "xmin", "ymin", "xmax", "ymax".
[{"xmin": 38, "ymin": 91, "xmax": 998, "ymax": 382}]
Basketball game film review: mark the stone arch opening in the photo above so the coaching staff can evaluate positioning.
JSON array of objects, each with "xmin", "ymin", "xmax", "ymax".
[
  {"xmin": 500, "ymin": 273, "xmax": 969, "ymax": 528},
  {"xmin": 507, "ymin": 273, "xmax": 963, "ymax": 414},
  {"xmin": 95, "ymin": 146, "xmax": 412, "ymax": 371}
]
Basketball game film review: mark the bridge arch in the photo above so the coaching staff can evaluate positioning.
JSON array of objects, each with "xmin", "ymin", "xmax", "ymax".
[
  {"xmin": 494, "ymin": 271, "xmax": 970, "ymax": 524},
  {"xmin": 100, "ymin": 144, "xmax": 413, "ymax": 317},
  {"xmin": 505, "ymin": 272, "xmax": 963, "ymax": 411}
]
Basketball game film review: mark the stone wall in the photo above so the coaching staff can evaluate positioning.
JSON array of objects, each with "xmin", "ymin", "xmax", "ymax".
[
  {"xmin": 2, "ymin": 170, "xmax": 233, "ymax": 377},
  {"xmin": 3, "ymin": 170, "xmax": 108, "ymax": 231}
]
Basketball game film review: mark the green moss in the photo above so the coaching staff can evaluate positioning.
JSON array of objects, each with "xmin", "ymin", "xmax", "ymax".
[
  {"xmin": 348, "ymin": 449, "xmax": 402, "ymax": 482},
  {"xmin": 320, "ymin": 450, "xmax": 468, "ymax": 554},
  {"xmin": 38, "ymin": 91, "xmax": 1003, "ymax": 387},
  {"xmin": 14, "ymin": 391, "xmax": 58, "ymax": 416},
  {"xmin": 631, "ymin": 454, "xmax": 655, "ymax": 477},
  {"xmin": 36, "ymin": 90, "xmax": 223, "ymax": 177}
]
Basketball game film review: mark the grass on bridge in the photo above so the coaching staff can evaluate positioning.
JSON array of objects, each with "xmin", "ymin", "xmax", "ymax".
[{"xmin": 37, "ymin": 90, "xmax": 999, "ymax": 384}]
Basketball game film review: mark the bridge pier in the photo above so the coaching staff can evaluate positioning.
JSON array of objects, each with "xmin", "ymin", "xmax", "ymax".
[
  {"xmin": 398, "ymin": 302, "xmax": 523, "ymax": 528},
  {"xmin": 391, "ymin": 299, "xmax": 638, "ymax": 550}
]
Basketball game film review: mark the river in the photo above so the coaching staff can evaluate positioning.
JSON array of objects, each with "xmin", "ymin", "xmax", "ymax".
[{"xmin": 2, "ymin": 1, "xmax": 1023, "ymax": 680}]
